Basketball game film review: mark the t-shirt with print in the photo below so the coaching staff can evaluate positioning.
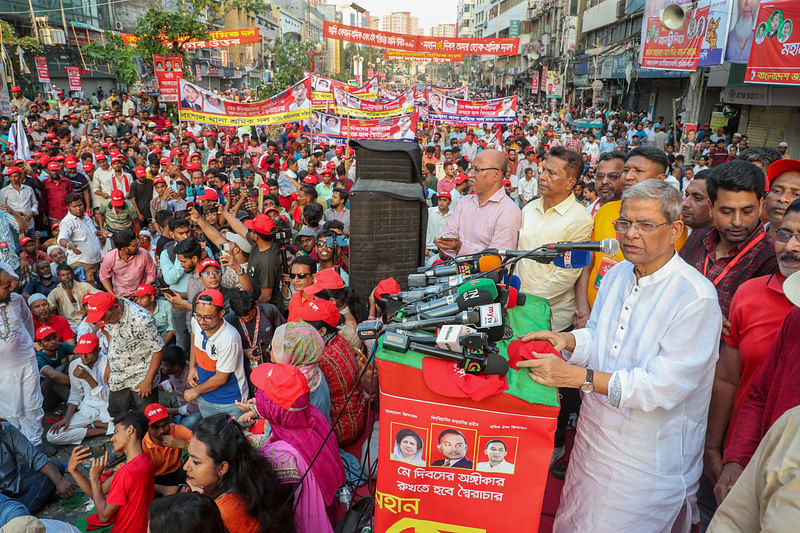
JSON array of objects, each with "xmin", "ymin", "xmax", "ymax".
[
  {"xmin": 190, "ymin": 318, "xmax": 247, "ymax": 405},
  {"xmin": 105, "ymin": 453, "xmax": 154, "ymax": 533}
]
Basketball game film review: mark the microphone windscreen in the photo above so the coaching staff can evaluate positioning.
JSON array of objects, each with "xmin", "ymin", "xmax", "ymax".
[
  {"xmin": 602, "ymin": 238, "xmax": 620, "ymax": 256},
  {"xmin": 484, "ymin": 354, "xmax": 509, "ymax": 376},
  {"xmin": 553, "ymin": 250, "xmax": 591, "ymax": 269},
  {"xmin": 457, "ymin": 277, "xmax": 499, "ymax": 299},
  {"xmin": 478, "ymin": 254, "xmax": 502, "ymax": 273},
  {"xmin": 507, "ymin": 274, "xmax": 521, "ymax": 291}
]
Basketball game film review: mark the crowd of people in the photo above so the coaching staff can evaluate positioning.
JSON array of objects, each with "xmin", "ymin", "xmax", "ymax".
[{"xmin": 0, "ymin": 86, "xmax": 798, "ymax": 533}]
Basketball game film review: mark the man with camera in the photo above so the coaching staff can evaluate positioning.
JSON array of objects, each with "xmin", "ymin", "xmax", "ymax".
[{"xmin": 224, "ymin": 291, "xmax": 285, "ymax": 368}]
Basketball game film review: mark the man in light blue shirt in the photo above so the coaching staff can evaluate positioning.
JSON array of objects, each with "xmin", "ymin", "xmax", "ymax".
[{"xmin": 159, "ymin": 218, "xmax": 192, "ymax": 353}]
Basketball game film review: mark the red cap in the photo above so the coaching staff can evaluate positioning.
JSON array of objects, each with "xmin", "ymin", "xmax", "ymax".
[
  {"xmin": 195, "ymin": 288, "xmax": 224, "ymax": 307},
  {"xmin": 5, "ymin": 166, "xmax": 21, "ymax": 175},
  {"xmin": 298, "ymin": 298, "xmax": 340, "ymax": 328},
  {"xmin": 110, "ymin": 189, "xmax": 125, "ymax": 206},
  {"xmin": 153, "ymin": 177, "xmax": 166, "ymax": 185},
  {"xmin": 302, "ymin": 176, "xmax": 316, "ymax": 184},
  {"xmin": 506, "ymin": 339, "xmax": 561, "ymax": 370},
  {"xmin": 374, "ymin": 278, "xmax": 401, "ymax": 300},
  {"xmin": 455, "ymin": 173, "xmax": 469, "ymax": 185},
  {"xmin": 164, "ymin": 120, "xmax": 172, "ymax": 127},
  {"xmin": 39, "ymin": 156, "xmax": 50, "ymax": 166},
  {"xmin": 198, "ymin": 258, "xmax": 221, "ymax": 273},
  {"xmin": 20, "ymin": 236, "xmax": 32, "ymax": 246},
  {"xmin": 132, "ymin": 284, "xmax": 155, "ymax": 297},
  {"xmin": 73, "ymin": 333, "xmax": 100, "ymax": 354},
  {"xmin": 94, "ymin": 154, "xmax": 106, "ymax": 162},
  {"xmin": 249, "ymin": 363, "xmax": 309, "ymax": 409},
  {"xmin": 83, "ymin": 162, "xmax": 94, "ymax": 171},
  {"xmin": 54, "ymin": 155, "xmax": 65, "ymax": 161},
  {"xmin": 159, "ymin": 156, "xmax": 171, "ymax": 164},
  {"xmin": 335, "ymin": 147, "xmax": 344, "ymax": 155},
  {"xmin": 321, "ymin": 168, "xmax": 332, "ymax": 176},
  {"xmin": 81, "ymin": 293, "xmax": 93, "ymax": 305},
  {"xmin": 51, "ymin": 222, "xmax": 60, "ymax": 230},
  {"xmin": 325, "ymin": 161, "xmax": 337, "ymax": 170},
  {"xmin": 766, "ymin": 158, "xmax": 800, "ymax": 191},
  {"xmin": 502, "ymin": 179, "xmax": 512, "ymax": 187},
  {"xmin": 304, "ymin": 268, "xmax": 344, "ymax": 295},
  {"xmin": 244, "ymin": 214, "xmax": 275, "ymax": 235},
  {"xmin": 144, "ymin": 403, "xmax": 169, "ymax": 425},
  {"xmin": 46, "ymin": 132, "xmax": 56, "ymax": 139},
  {"xmin": 35, "ymin": 325, "xmax": 58, "ymax": 341},
  {"xmin": 421, "ymin": 358, "xmax": 508, "ymax": 401},
  {"xmin": 11, "ymin": 86, "xmax": 21, "ymax": 92},
  {"xmin": 47, "ymin": 162, "xmax": 59, "ymax": 171},
  {"xmin": 205, "ymin": 131, "xmax": 217, "ymax": 138},
  {"xmin": 199, "ymin": 189, "xmax": 218, "ymax": 202},
  {"xmin": 438, "ymin": 191, "xmax": 452, "ymax": 200},
  {"xmin": 64, "ymin": 160, "xmax": 78, "ymax": 169},
  {"xmin": 85, "ymin": 292, "xmax": 117, "ymax": 323},
  {"xmin": 134, "ymin": 166, "xmax": 146, "ymax": 178}
]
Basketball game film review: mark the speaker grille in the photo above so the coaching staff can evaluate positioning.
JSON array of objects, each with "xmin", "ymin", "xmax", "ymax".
[{"xmin": 351, "ymin": 140, "xmax": 421, "ymax": 184}]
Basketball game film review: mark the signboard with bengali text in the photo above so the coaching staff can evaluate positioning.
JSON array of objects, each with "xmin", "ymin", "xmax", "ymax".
[{"xmin": 744, "ymin": 0, "xmax": 800, "ymax": 85}]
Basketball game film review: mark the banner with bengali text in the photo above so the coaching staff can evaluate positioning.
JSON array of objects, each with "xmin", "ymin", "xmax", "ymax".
[
  {"xmin": 65, "ymin": 67, "xmax": 81, "ymax": 91},
  {"xmin": 744, "ymin": 0, "xmax": 800, "ymax": 85},
  {"xmin": 430, "ymin": 85, "xmax": 469, "ymax": 99},
  {"xmin": 324, "ymin": 21, "xmax": 519, "ymax": 56},
  {"xmin": 309, "ymin": 110, "xmax": 417, "ymax": 146},
  {"xmin": 153, "ymin": 54, "xmax": 183, "ymax": 103},
  {"xmin": 331, "ymin": 86, "xmax": 415, "ymax": 118},
  {"xmin": 121, "ymin": 28, "xmax": 260, "ymax": 50},
  {"xmin": 428, "ymin": 95, "xmax": 517, "ymax": 125},
  {"xmin": 34, "ymin": 56, "xmax": 50, "ymax": 84},
  {"xmin": 307, "ymin": 73, "xmax": 379, "ymax": 109},
  {"xmin": 540, "ymin": 68, "xmax": 547, "ymax": 93},
  {"xmin": 640, "ymin": 1, "xmax": 711, "ymax": 70},
  {"xmin": 531, "ymin": 71, "xmax": 539, "ymax": 93},
  {"xmin": 546, "ymin": 71, "xmax": 563, "ymax": 98},
  {"xmin": 178, "ymin": 78, "xmax": 312, "ymax": 126},
  {"xmin": 385, "ymin": 50, "xmax": 466, "ymax": 63}
]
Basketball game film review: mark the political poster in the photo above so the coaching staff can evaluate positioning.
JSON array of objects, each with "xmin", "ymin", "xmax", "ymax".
[
  {"xmin": 122, "ymin": 28, "xmax": 260, "ymax": 50},
  {"xmin": 34, "ymin": 56, "xmax": 50, "ymax": 83},
  {"xmin": 153, "ymin": 54, "xmax": 183, "ymax": 103},
  {"xmin": 726, "ymin": 0, "xmax": 760, "ymax": 63},
  {"xmin": 640, "ymin": 0, "xmax": 712, "ymax": 70},
  {"xmin": 744, "ymin": 0, "xmax": 800, "ymax": 86},
  {"xmin": 308, "ymin": 73, "xmax": 379, "ymax": 108},
  {"xmin": 309, "ymin": 110, "xmax": 418, "ymax": 146},
  {"xmin": 331, "ymin": 86, "xmax": 415, "ymax": 118},
  {"xmin": 178, "ymin": 78, "xmax": 313, "ymax": 126},
  {"xmin": 540, "ymin": 68, "xmax": 547, "ymax": 93},
  {"xmin": 385, "ymin": 50, "xmax": 466, "ymax": 63},
  {"xmin": 531, "ymin": 72, "xmax": 539, "ymax": 93},
  {"xmin": 546, "ymin": 71, "xmax": 563, "ymax": 98},
  {"xmin": 428, "ymin": 95, "xmax": 517, "ymax": 125},
  {"xmin": 65, "ymin": 67, "xmax": 82, "ymax": 91}
]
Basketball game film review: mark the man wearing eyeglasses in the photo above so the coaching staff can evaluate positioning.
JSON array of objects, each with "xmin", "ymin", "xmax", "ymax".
[
  {"xmin": 184, "ymin": 289, "xmax": 247, "ymax": 418},
  {"xmin": 517, "ymin": 179, "xmax": 722, "ymax": 532},
  {"xmin": 433, "ymin": 149, "xmax": 521, "ymax": 258}
]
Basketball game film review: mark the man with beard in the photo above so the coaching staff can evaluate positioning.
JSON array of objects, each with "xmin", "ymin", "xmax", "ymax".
[
  {"xmin": 680, "ymin": 160, "xmax": 778, "ymax": 318},
  {"xmin": 726, "ymin": 0, "xmax": 758, "ymax": 63},
  {"xmin": 324, "ymin": 187, "xmax": 350, "ymax": 234},
  {"xmin": 29, "ymin": 293, "xmax": 75, "ymax": 345},
  {"xmin": 47, "ymin": 264, "xmax": 98, "ymax": 326},
  {"xmin": 22, "ymin": 260, "xmax": 59, "ymax": 299}
]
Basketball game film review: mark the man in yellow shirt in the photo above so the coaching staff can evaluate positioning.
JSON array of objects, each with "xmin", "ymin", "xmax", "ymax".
[{"xmin": 575, "ymin": 147, "xmax": 687, "ymax": 326}]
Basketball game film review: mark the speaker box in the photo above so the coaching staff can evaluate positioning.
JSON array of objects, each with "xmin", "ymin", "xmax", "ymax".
[
  {"xmin": 348, "ymin": 180, "xmax": 428, "ymax": 305},
  {"xmin": 351, "ymin": 139, "xmax": 421, "ymax": 184}
]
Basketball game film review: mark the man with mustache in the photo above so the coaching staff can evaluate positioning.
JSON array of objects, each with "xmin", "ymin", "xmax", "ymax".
[
  {"xmin": 46, "ymin": 265, "xmax": 99, "ymax": 327},
  {"xmin": 761, "ymin": 158, "xmax": 800, "ymax": 240}
]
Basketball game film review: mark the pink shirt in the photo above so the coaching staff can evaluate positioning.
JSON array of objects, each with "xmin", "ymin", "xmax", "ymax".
[
  {"xmin": 437, "ymin": 176, "xmax": 456, "ymax": 194},
  {"xmin": 99, "ymin": 248, "xmax": 156, "ymax": 297},
  {"xmin": 440, "ymin": 187, "xmax": 521, "ymax": 256}
]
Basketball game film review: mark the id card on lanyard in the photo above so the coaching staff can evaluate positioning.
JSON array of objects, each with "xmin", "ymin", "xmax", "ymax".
[{"xmin": 703, "ymin": 232, "xmax": 765, "ymax": 286}]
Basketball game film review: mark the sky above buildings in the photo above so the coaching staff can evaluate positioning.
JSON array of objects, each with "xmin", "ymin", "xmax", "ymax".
[{"xmin": 354, "ymin": 0, "xmax": 458, "ymax": 32}]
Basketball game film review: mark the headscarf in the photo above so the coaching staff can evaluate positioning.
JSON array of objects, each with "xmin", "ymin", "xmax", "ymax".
[
  {"xmin": 255, "ymin": 386, "xmax": 344, "ymax": 506},
  {"xmin": 46, "ymin": 245, "xmax": 63, "ymax": 256},
  {"xmin": 270, "ymin": 321, "xmax": 324, "ymax": 392}
]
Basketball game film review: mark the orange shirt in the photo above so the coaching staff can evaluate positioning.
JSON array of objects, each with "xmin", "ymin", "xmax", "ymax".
[
  {"xmin": 142, "ymin": 424, "xmax": 193, "ymax": 476},
  {"xmin": 586, "ymin": 200, "xmax": 688, "ymax": 306},
  {"xmin": 216, "ymin": 493, "xmax": 260, "ymax": 533}
]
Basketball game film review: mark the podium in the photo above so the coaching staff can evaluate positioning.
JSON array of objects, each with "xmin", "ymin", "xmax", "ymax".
[{"xmin": 373, "ymin": 296, "xmax": 559, "ymax": 533}]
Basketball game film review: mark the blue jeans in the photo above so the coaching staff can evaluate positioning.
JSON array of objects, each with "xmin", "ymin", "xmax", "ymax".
[
  {"xmin": 0, "ymin": 494, "xmax": 28, "ymax": 527},
  {"xmin": 10, "ymin": 463, "xmax": 64, "ymax": 513},
  {"xmin": 196, "ymin": 396, "xmax": 241, "ymax": 419},
  {"xmin": 173, "ymin": 411, "xmax": 203, "ymax": 430}
]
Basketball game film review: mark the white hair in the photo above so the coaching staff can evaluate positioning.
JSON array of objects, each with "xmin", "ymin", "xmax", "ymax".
[{"xmin": 621, "ymin": 179, "xmax": 682, "ymax": 223}]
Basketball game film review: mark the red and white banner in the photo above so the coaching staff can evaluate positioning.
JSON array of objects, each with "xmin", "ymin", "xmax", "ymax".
[
  {"xmin": 430, "ymin": 85, "xmax": 469, "ymax": 99},
  {"xmin": 178, "ymin": 78, "xmax": 313, "ymax": 126},
  {"xmin": 531, "ymin": 71, "xmax": 539, "ymax": 93},
  {"xmin": 745, "ymin": 0, "xmax": 800, "ymax": 85},
  {"xmin": 122, "ymin": 28, "xmax": 260, "ymax": 50},
  {"xmin": 65, "ymin": 67, "xmax": 81, "ymax": 91},
  {"xmin": 307, "ymin": 73, "xmax": 379, "ymax": 108},
  {"xmin": 540, "ymin": 68, "xmax": 547, "ymax": 93},
  {"xmin": 34, "ymin": 56, "xmax": 50, "ymax": 84},
  {"xmin": 309, "ymin": 110, "xmax": 417, "ymax": 145},
  {"xmin": 428, "ymin": 95, "xmax": 517, "ymax": 125},
  {"xmin": 640, "ymin": 2, "xmax": 711, "ymax": 70},
  {"xmin": 331, "ymin": 86, "xmax": 415, "ymax": 118},
  {"xmin": 324, "ymin": 21, "xmax": 519, "ymax": 56},
  {"xmin": 384, "ymin": 50, "xmax": 466, "ymax": 63},
  {"xmin": 153, "ymin": 54, "xmax": 183, "ymax": 103}
]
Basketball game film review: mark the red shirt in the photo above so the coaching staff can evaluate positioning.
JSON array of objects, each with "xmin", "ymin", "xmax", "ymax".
[
  {"xmin": 34, "ymin": 314, "xmax": 75, "ymax": 342},
  {"xmin": 106, "ymin": 453, "xmax": 154, "ymax": 533},
  {"xmin": 724, "ymin": 307, "xmax": 800, "ymax": 467},
  {"xmin": 318, "ymin": 334, "xmax": 367, "ymax": 445},
  {"xmin": 287, "ymin": 291, "xmax": 315, "ymax": 322},
  {"xmin": 42, "ymin": 177, "xmax": 73, "ymax": 220}
]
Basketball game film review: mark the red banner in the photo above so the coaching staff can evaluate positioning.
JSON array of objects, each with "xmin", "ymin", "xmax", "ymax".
[
  {"xmin": 531, "ymin": 71, "xmax": 539, "ymax": 93},
  {"xmin": 385, "ymin": 50, "xmax": 466, "ymax": 63},
  {"xmin": 307, "ymin": 73, "xmax": 379, "ymax": 109},
  {"xmin": 324, "ymin": 21, "xmax": 519, "ymax": 56},
  {"xmin": 541, "ymin": 68, "xmax": 547, "ymax": 93},
  {"xmin": 430, "ymin": 85, "xmax": 469, "ymax": 99},
  {"xmin": 65, "ymin": 67, "xmax": 81, "ymax": 91},
  {"xmin": 122, "ymin": 28, "xmax": 260, "ymax": 50},
  {"xmin": 331, "ymin": 86, "xmax": 415, "ymax": 118},
  {"xmin": 309, "ymin": 110, "xmax": 417, "ymax": 144},
  {"xmin": 640, "ymin": 3, "xmax": 710, "ymax": 70},
  {"xmin": 178, "ymin": 78, "xmax": 313, "ymax": 126},
  {"xmin": 428, "ymin": 95, "xmax": 517, "ymax": 125},
  {"xmin": 153, "ymin": 54, "xmax": 183, "ymax": 103},
  {"xmin": 745, "ymin": 0, "xmax": 800, "ymax": 85},
  {"xmin": 34, "ymin": 56, "xmax": 49, "ymax": 84}
]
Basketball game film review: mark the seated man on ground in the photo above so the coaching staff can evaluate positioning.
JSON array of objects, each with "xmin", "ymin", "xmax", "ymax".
[
  {"xmin": 142, "ymin": 403, "xmax": 191, "ymax": 495},
  {"xmin": 34, "ymin": 325, "xmax": 73, "ymax": 411}
]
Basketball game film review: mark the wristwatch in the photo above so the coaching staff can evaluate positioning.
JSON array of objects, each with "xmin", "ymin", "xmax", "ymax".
[{"xmin": 580, "ymin": 368, "xmax": 595, "ymax": 393}]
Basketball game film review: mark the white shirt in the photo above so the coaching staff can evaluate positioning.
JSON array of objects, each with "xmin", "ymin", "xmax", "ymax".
[
  {"xmin": 0, "ymin": 293, "xmax": 36, "ymax": 366},
  {"xmin": 0, "ymin": 184, "xmax": 38, "ymax": 229},
  {"xmin": 476, "ymin": 460, "xmax": 514, "ymax": 474},
  {"xmin": 66, "ymin": 354, "xmax": 111, "ymax": 423},
  {"xmin": 554, "ymin": 253, "xmax": 721, "ymax": 532},
  {"xmin": 461, "ymin": 141, "xmax": 478, "ymax": 161},
  {"xmin": 91, "ymin": 168, "xmax": 114, "ymax": 208},
  {"xmin": 59, "ymin": 212, "xmax": 103, "ymax": 265},
  {"xmin": 518, "ymin": 175, "xmax": 539, "ymax": 203},
  {"xmin": 425, "ymin": 206, "xmax": 451, "ymax": 250}
]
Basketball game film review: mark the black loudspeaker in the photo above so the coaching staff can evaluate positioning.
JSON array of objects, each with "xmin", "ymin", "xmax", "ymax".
[{"xmin": 350, "ymin": 139, "xmax": 421, "ymax": 184}]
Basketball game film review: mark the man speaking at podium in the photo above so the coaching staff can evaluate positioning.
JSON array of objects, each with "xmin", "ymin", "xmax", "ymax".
[{"xmin": 516, "ymin": 180, "xmax": 722, "ymax": 533}]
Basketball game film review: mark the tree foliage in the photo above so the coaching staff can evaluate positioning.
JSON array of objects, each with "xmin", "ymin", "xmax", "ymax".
[
  {"xmin": 0, "ymin": 20, "xmax": 43, "ymax": 54},
  {"xmin": 267, "ymin": 38, "xmax": 314, "ymax": 90},
  {"xmin": 82, "ymin": 32, "xmax": 140, "ymax": 86}
]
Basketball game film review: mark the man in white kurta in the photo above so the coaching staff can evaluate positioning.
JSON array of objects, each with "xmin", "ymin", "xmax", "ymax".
[{"xmin": 518, "ymin": 180, "xmax": 722, "ymax": 532}]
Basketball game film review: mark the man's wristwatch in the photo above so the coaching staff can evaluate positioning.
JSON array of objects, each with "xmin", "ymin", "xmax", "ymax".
[{"xmin": 580, "ymin": 368, "xmax": 595, "ymax": 393}]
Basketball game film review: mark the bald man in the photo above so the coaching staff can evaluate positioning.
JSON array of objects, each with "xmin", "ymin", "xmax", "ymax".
[{"xmin": 434, "ymin": 149, "xmax": 521, "ymax": 257}]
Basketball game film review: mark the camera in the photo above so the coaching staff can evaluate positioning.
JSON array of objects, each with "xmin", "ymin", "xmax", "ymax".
[
  {"xmin": 272, "ymin": 229, "xmax": 291, "ymax": 246},
  {"xmin": 222, "ymin": 155, "xmax": 241, "ymax": 168}
]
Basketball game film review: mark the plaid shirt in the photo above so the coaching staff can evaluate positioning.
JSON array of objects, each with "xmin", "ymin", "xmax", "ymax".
[
  {"xmin": 679, "ymin": 226, "xmax": 777, "ymax": 317},
  {"xmin": 564, "ymin": 137, "xmax": 582, "ymax": 153}
]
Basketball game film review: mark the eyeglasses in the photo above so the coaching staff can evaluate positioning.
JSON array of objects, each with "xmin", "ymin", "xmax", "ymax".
[
  {"xmin": 316, "ymin": 238, "xmax": 336, "ymax": 248},
  {"xmin": 289, "ymin": 272, "xmax": 311, "ymax": 279},
  {"xmin": 193, "ymin": 313, "xmax": 218, "ymax": 322},
  {"xmin": 613, "ymin": 219, "xmax": 669, "ymax": 235},
  {"xmin": 201, "ymin": 269, "xmax": 221, "ymax": 278},
  {"xmin": 468, "ymin": 166, "xmax": 501, "ymax": 175},
  {"xmin": 596, "ymin": 172, "xmax": 622, "ymax": 181},
  {"xmin": 776, "ymin": 229, "xmax": 800, "ymax": 243}
]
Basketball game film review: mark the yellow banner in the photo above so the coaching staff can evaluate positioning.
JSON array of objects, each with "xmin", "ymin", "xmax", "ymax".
[{"xmin": 178, "ymin": 108, "xmax": 312, "ymax": 127}]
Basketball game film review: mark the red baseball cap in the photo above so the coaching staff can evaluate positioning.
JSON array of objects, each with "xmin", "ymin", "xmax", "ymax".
[
  {"xmin": 198, "ymin": 258, "xmax": 221, "ymax": 273},
  {"xmin": 304, "ymin": 268, "xmax": 344, "ymax": 295},
  {"xmin": 159, "ymin": 156, "xmax": 171, "ymax": 165},
  {"xmin": 244, "ymin": 214, "xmax": 275, "ymax": 235},
  {"xmin": 11, "ymin": 86, "xmax": 21, "ymax": 92},
  {"xmin": 302, "ymin": 176, "xmax": 316, "ymax": 184},
  {"xmin": 5, "ymin": 166, "xmax": 21, "ymax": 175},
  {"xmin": 73, "ymin": 333, "xmax": 100, "ymax": 354},
  {"xmin": 506, "ymin": 339, "xmax": 561, "ymax": 370},
  {"xmin": 153, "ymin": 177, "xmax": 166, "ymax": 185},
  {"xmin": 144, "ymin": 403, "xmax": 169, "ymax": 425},
  {"xmin": 455, "ymin": 173, "xmax": 469, "ymax": 185},
  {"xmin": 64, "ymin": 160, "xmax": 78, "ymax": 169},
  {"xmin": 85, "ymin": 292, "xmax": 117, "ymax": 323},
  {"xmin": 132, "ymin": 284, "xmax": 155, "ymax": 297},
  {"xmin": 249, "ymin": 363, "xmax": 310, "ymax": 409},
  {"xmin": 298, "ymin": 298, "xmax": 340, "ymax": 328},
  {"xmin": 195, "ymin": 288, "xmax": 224, "ymax": 307},
  {"xmin": 421, "ymin": 358, "xmax": 508, "ymax": 401},
  {"xmin": 94, "ymin": 154, "xmax": 106, "ymax": 162},
  {"xmin": 35, "ymin": 325, "xmax": 58, "ymax": 341},
  {"xmin": 438, "ymin": 191, "xmax": 452, "ymax": 200},
  {"xmin": 110, "ymin": 189, "xmax": 125, "ymax": 207},
  {"xmin": 374, "ymin": 278, "xmax": 401, "ymax": 300},
  {"xmin": 83, "ymin": 162, "xmax": 94, "ymax": 171},
  {"xmin": 199, "ymin": 189, "xmax": 218, "ymax": 202},
  {"xmin": 81, "ymin": 293, "xmax": 93, "ymax": 306},
  {"xmin": 335, "ymin": 147, "xmax": 344, "ymax": 155},
  {"xmin": 47, "ymin": 162, "xmax": 59, "ymax": 171},
  {"xmin": 20, "ymin": 236, "xmax": 32, "ymax": 246},
  {"xmin": 766, "ymin": 158, "xmax": 800, "ymax": 192}
]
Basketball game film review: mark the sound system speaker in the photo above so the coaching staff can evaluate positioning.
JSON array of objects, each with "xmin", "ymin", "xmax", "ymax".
[{"xmin": 348, "ymin": 140, "xmax": 427, "ymax": 304}]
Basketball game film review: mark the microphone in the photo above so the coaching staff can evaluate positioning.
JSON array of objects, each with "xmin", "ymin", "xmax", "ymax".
[
  {"xmin": 422, "ymin": 254, "xmax": 502, "ymax": 277},
  {"xmin": 386, "ymin": 310, "xmax": 481, "ymax": 332},
  {"xmin": 552, "ymin": 250, "xmax": 592, "ymax": 269},
  {"xmin": 382, "ymin": 330, "xmax": 508, "ymax": 376},
  {"xmin": 418, "ymin": 288, "xmax": 498, "ymax": 319},
  {"xmin": 407, "ymin": 278, "xmax": 498, "ymax": 316},
  {"xmin": 544, "ymin": 238, "xmax": 619, "ymax": 256}
]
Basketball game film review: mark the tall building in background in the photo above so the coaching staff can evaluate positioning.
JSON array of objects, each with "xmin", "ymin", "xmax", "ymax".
[
  {"xmin": 456, "ymin": 0, "xmax": 475, "ymax": 38},
  {"xmin": 430, "ymin": 23, "xmax": 457, "ymax": 37},
  {"xmin": 381, "ymin": 11, "xmax": 422, "ymax": 35},
  {"xmin": 367, "ymin": 15, "xmax": 379, "ymax": 30}
]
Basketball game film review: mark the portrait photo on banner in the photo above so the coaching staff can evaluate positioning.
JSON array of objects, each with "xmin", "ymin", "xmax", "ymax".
[
  {"xmin": 389, "ymin": 422, "xmax": 429, "ymax": 467},
  {"xmin": 428, "ymin": 424, "xmax": 478, "ymax": 470}
]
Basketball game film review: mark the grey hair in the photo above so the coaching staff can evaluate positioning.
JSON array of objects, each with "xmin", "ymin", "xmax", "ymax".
[{"xmin": 621, "ymin": 179, "xmax": 682, "ymax": 223}]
